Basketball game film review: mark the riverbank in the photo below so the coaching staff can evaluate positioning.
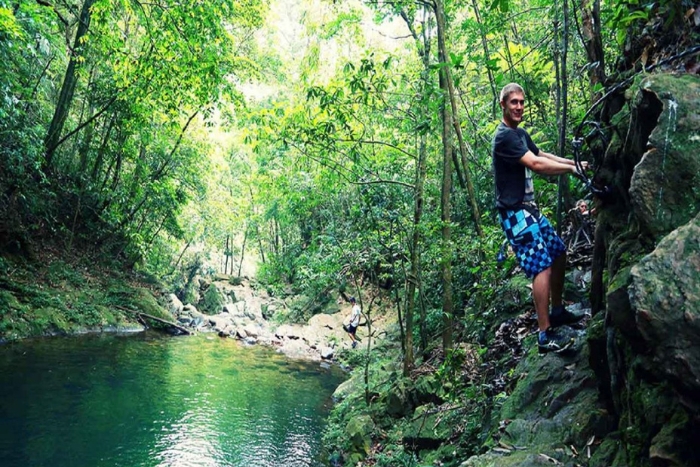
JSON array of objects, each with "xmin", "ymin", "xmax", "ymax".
[
  {"xmin": 165, "ymin": 274, "xmax": 394, "ymax": 361},
  {"xmin": 0, "ymin": 253, "xmax": 390, "ymax": 365},
  {"xmin": 0, "ymin": 251, "xmax": 172, "ymax": 342}
]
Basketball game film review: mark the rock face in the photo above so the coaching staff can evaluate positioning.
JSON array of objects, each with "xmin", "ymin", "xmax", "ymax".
[
  {"xmin": 629, "ymin": 214, "xmax": 700, "ymax": 404},
  {"xmin": 589, "ymin": 73, "xmax": 700, "ymax": 465},
  {"xmin": 627, "ymin": 75, "xmax": 700, "ymax": 241}
]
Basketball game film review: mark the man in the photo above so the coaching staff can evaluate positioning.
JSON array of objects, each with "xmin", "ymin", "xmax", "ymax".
[
  {"xmin": 344, "ymin": 297, "xmax": 362, "ymax": 349},
  {"xmin": 492, "ymin": 83, "xmax": 585, "ymax": 353}
]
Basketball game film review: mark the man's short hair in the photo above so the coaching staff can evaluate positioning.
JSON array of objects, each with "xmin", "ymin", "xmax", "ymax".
[{"xmin": 499, "ymin": 83, "xmax": 525, "ymax": 103}]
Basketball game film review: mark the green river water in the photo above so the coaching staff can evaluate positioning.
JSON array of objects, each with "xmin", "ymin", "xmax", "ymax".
[{"xmin": 0, "ymin": 332, "xmax": 346, "ymax": 467}]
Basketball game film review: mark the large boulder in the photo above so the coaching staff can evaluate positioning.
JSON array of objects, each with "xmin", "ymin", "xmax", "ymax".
[
  {"xmin": 628, "ymin": 75, "xmax": 700, "ymax": 241},
  {"xmin": 166, "ymin": 294, "xmax": 183, "ymax": 315},
  {"xmin": 629, "ymin": 213, "xmax": 700, "ymax": 405},
  {"xmin": 201, "ymin": 284, "xmax": 227, "ymax": 314}
]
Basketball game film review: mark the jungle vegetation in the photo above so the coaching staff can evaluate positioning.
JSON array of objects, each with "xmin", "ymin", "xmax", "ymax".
[{"xmin": 1, "ymin": 0, "xmax": 697, "ymax": 395}]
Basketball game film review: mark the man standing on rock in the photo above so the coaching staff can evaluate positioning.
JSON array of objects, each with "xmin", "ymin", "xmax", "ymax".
[
  {"xmin": 344, "ymin": 297, "xmax": 362, "ymax": 349},
  {"xmin": 492, "ymin": 83, "xmax": 585, "ymax": 353}
]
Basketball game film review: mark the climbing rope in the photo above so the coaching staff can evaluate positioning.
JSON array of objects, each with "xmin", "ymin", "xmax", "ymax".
[{"xmin": 571, "ymin": 121, "xmax": 610, "ymax": 197}]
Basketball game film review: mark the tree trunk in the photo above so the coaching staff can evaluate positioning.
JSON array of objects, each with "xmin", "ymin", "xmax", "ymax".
[
  {"xmin": 44, "ymin": 0, "xmax": 96, "ymax": 170},
  {"xmin": 238, "ymin": 227, "xmax": 248, "ymax": 277},
  {"xmin": 435, "ymin": 0, "xmax": 454, "ymax": 352},
  {"xmin": 470, "ymin": 0, "xmax": 498, "ymax": 116},
  {"xmin": 224, "ymin": 235, "xmax": 230, "ymax": 274},
  {"xmin": 172, "ymin": 238, "xmax": 193, "ymax": 273},
  {"xmin": 92, "ymin": 112, "xmax": 116, "ymax": 181},
  {"xmin": 400, "ymin": 6, "xmax": 432, "ymax": 375},
  {"xmin": 555, "ymin": 0, "xmax": 572, "ymax": 233},
  {"xmin": 434, "ymin": 1, "xmax": 483, "ymax": 238},
  {"xmin": 579, "ymin": 0, "xmax": 605, "ymax": 99}
]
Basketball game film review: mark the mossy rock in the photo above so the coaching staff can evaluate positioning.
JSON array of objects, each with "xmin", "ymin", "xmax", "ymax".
[
  {"xmin": 409, "ymin": 373, "xmax": 443, "ymax": 407},
  {"xmin": 403, "ymin": 404, "xmax": 452, "ymax": 452},
  {"xmin": 383, "ymin": 377, "xmax": 411, "ymax": 418},
  {"xmin": 460, "ymin": 449, "xmax": 569, "ymax": 467},
  {"xmin": 589, "ymin": 435, "xmax": 623, "ymax": 467},
  {"xmin": 628, "ymin": 74, "xmax": 700, "ymax": 240},
  {"xmin": 498, "ymin": 334, "xmax": 613, "ymax": 453},
  {"xmin": 333, "ymin": 374, "xmax": 362, "ymax": 401},
  {"xmin": 201, "ymin": 284, "xmax": 226, "ymax": 314},
  {"xmin": 345, "ymin": 414, "xmax": 374, "ymax": 461}
]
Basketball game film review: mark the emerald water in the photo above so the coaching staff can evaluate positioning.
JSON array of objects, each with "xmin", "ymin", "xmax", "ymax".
[{"xmin": 0, "ymin": 332, "xmax": 345, "ymax": 467}]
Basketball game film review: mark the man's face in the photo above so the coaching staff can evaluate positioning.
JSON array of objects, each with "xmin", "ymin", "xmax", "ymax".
[{"xmin": 501, "ymin": 91, "xmax": 525, "ymax": 128}]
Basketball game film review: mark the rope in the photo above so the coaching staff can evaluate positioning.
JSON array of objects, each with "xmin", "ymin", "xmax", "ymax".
[{"xmin": 572, "ymin": 121, "xmax": 610, "ymax": 197}]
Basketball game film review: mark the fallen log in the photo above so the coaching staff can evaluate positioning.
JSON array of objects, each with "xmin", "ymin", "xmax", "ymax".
[{"xmin": 116, "ymin": 306, "xmax": 192, "ymax": 335}]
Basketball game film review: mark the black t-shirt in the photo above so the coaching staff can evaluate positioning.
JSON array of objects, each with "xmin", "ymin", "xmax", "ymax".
[{"xmin": 492, "ymin": 122, "xmax": 539, "ymax": 208}]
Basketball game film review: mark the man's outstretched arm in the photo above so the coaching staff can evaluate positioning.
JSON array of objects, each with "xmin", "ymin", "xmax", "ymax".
[{"xmin": 520, "ymin": 151, "xmax": 579, "ymax": 176}]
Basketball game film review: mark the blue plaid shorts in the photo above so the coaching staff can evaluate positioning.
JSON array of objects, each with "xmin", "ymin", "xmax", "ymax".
[{"xmin": 498, "ymin": 207, "xmax": 566, "ymax": 278}]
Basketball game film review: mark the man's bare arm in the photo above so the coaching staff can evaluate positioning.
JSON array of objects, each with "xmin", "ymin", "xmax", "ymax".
[
  {"xmin": 537, "ymin": 150, "xmax": 576, "ymax": 166},
  {"xmin": 520, "ymin": 151, "xmax": 578, "ymax": 176}
]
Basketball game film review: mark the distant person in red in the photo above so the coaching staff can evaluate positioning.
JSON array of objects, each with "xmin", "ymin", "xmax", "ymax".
[{"xmin": 492, "ymin": 83, "xmax": 586, "ymax": 353}]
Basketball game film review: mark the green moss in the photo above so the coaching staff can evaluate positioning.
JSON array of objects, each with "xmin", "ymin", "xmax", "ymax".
[
  {"xmin": 202, "ymin": 284, "xmax": 225, "ymax": 314},
  {"xmin": 608, "ymin": 266, "xmax": 632, "ymax": 293},
  {"xmin": 0, "ymin": 257, "xmax": 169, "ymax": 340},
  {"xmin": 46, "ymin": 260, "xmax": 86, "ymax": 288},
  {"xmin": 589, "ymin": 435, "xmax": 622, "ymax": 467}
]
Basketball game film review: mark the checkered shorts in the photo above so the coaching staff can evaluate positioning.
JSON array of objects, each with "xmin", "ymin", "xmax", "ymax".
[{"xmin": 498, "ymin": 207, "xmax": 566, "ymax": 278}]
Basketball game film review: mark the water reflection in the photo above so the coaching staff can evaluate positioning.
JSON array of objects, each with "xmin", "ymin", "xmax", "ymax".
[{"xmin": 0, "ymin": 332, "xmax": 344, "ymax": 467}]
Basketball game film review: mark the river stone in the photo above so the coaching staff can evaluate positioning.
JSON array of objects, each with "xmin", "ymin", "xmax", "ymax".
[
  {"xmin": 274, "ymin": 324, "xmax": 302, "ymax": 340},
  {"xmin": 167, "ymin": 294, "xmax": 183, "ymax": 315},
  {"xmin": 177, "ymin": 316, "xmax": 193, "ymax": 326},
  {"xmin": 628, "ymin": 74, "xmax": 700, "ymax": 240},
  {"xmin": 182, "ymin": 303, "xmax": 198, "ymax": 315},
  {"xmin": 277, "ymin": 339, "xmax": 310, "ymax": 359},
  {"xmin": 223, "ymin": 301, "xmax": 247, "ymax": 319},
  {"xmin": 208, "ymin": 314, "xmax": 232, "ymax": 331},
  {"xmin": 629, "ymin": 212, "xmax": 700, "ymax": 404},
  {"xmin": 320, "ymin": 347, "xmax": 334, "ymax": 359},
  {"xmin": 243, "ymin": 323, "xmax": 260, "ymax": 338}
]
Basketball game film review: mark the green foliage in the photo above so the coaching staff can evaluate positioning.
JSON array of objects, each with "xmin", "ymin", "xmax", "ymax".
[{"xmin": 436, "ymin": 346, "xmax": 467, "ymax": 400}]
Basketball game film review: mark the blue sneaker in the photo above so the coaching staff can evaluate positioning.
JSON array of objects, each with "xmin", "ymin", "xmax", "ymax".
[
  {"xmin": 538, "ymin": 327, "xmax": 575, "ymax": 354},
  {"xmin": 549, "ymin": 305, "xmax": 585, "ymax": 328},
  {"xmin": 352, "ymin": 341, "xmax": 357, "ymax": 349}
]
